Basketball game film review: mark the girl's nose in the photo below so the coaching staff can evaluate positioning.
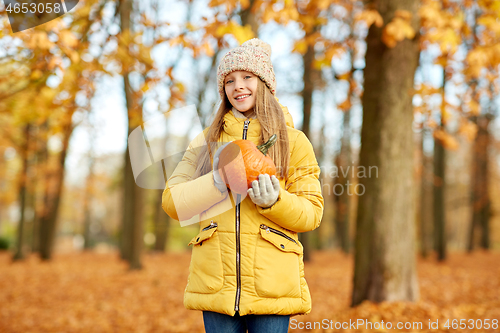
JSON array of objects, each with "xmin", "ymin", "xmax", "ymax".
[{"xmin": 234, "ymin": 78, "xmax": 244, "ymax": 90}]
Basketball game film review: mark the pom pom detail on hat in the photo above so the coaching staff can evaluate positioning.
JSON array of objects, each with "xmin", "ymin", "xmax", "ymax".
[{"xmin": 217, "ymin": 38, "xmax": 276, "ymax": 97}]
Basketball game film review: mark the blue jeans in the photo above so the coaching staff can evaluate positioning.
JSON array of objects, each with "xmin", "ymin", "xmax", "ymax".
[{"xmin": 203, "ymin": 311, "xmax": 290, "ymax": 333}]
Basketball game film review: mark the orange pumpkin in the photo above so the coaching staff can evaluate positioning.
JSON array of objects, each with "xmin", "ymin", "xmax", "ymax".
[{"xmin": 217, "ymin": 134, "xmax": 277, "ymax": 195}]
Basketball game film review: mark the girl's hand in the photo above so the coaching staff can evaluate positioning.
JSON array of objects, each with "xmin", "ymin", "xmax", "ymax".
[{"xmin": 247, "ymin": 174, "xmax": 280, "ymax": 208}]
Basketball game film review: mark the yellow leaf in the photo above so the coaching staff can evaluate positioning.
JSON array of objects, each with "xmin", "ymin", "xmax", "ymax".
[
  {"xmin": 214, "ymin": 21, "xmax": 254, "ymax": 43},
  {"xmin": 240, "ymin": 0, "xmax": 250, "ymax": 9},
  {"xmin": 48, "ymin": 56, "xmax": 62, "ymax": 70},
  {"xmin": 337, "ymin": 72, "xmax": 350, "ymax": 81},
  {"xmin": 40, "ymin": 86, "xmax": 57, "ymax": 103},
  {"xmin": 467, "ymin": 99, "xmax": 481, "ymax": 115},
  {"xmin": 169, "ymin": 36, "xmax": 183, "ymax": 47},
  {"xmin": 67, "ymin": 49, "xmax": 80, "ymax": 63},
  {"xmin": 232, "ymin": 24, "xmax": 254, "ymax": 44},
  {"xmin": 292, "ymin": 39, "xmax": 308, "ymax": 55},
  {"xmin": 419, "ymin": 1, "xmax": 446, "ymax": 29},
  {"xmin": 263, "ymin": 6, "xmax": 276, "ymax": 24},
  {"xmin": 288, "ymin": 6, "xmax": 299, "ymax": 22},
  {"xmin": 299, "ymin": 15, "xmax": 316, "ymax": 31},
  {"xmin": 395, "ymin": 9, "xmax": 411, "ymax": 20},
  {"xmin": 313, "ymin": 57, "xmax": 331, "ymax": 70},
  {"xmin": 435, "ymin": 55, "xmax": 447, "ymax": 66},
  {"xmin": 478, "ymin": 15, "xmax": 500, "ymax": 37},
  {"xmin": 166, "ymin": 67, "xmax": 173, "ymax": 79},
  {"xmin": 436, "ymin": 29, "xmax": 460, "ymax": 54},
  {"xmin": 315, "ymin": 0, "xmax": 331, "ymax": 10},
  {"xmin": 202, "ymin": 41, "xmax": 215, "ymax": 57},
  {"xmin": 355, "ymin": 9, "xmax": 384, "ymax": 28},
  {"xmin": 458, "ymin": 120, "xmax": 477, "ymax": 141},
  {"xmin": 338, "ymin": 98, "xmax": 351, "ymax": 111},
  {"xmin": 382, "ymin": 17, "xmax": 416, "ymax": 48},
  {"xmin": 59, "ymin": 30, "xmax": 79, "ymax": 48},
  {"xmin": 30, "ymin": 69, "xmax": 43, "ymax": 80},
  {"xmin": 433, "ymin": 129, "xmax": 459, "ymax": 150},
  {"xmin": 427, "ymin": 118, "xmax": 438, "ymax": 128},
  {"xmin": 25, "ymin": 31, "xmax": 55, "ymax": 50},
  {"xmin": 324, "ymin": 44, "xmax": 344, "ymax": 61},
  {"xmin": 450, "ymin": 12, "xmax": 464, "ymax": 31}
]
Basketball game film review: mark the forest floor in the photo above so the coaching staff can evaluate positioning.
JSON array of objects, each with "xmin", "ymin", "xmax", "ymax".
[{"xmin": 0, "ymin": 250, "xmax": 499, "ymax": 333}]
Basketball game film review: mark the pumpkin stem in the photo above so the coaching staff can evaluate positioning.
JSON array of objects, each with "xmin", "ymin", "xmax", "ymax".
[{"xmin": 257, "ymin": 134, "xmax": 277, "ymax": 156}]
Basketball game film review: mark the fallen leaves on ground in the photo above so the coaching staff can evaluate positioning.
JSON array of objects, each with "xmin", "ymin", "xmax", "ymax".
[{"xmin": 0, "ymin": 250, "xmax": 499, "ymax": 332}]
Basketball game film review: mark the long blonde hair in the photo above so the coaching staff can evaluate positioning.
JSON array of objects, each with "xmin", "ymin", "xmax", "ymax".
[{"xmin": 193, "ymin": 79, "xmax": 290, "ymax": 181}]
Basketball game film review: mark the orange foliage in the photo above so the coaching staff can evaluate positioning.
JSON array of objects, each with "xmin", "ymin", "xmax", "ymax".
[
  {"xmin": 1, "ymin": 251, "xmax": 499, "ymax": 332},
  {"xmin": 382, "ymin": 10, "xmax": 416, "ymax": 48},
  {"xmin": 433, "ymin": 128, "xmax": 459, "ymax": 150},
  {"xmin": 355, "ymin": 9, "xmax": 384, "ymax": 29}
]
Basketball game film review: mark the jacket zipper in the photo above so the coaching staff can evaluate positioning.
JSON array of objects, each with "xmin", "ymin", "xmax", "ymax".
[
  {"xmin": 260, "ymin": 224, "xmax": 298, "ymax": 244},
  {"xmin": 201, "ymin": 220, "xmax": 217, "ymax": 231},
  {"xmin": 235, "ymin": 119, "xmax": 250, "ymax": 312}
]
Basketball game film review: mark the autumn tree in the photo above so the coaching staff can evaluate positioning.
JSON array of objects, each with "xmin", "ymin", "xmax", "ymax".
[
  {"xmin": 117, "ymin": 0, "xmax": 147, "ymax": 269},
  {"xmin": 330, "ymin": 0, "xmax": 366, "ymax": 254},
  {"xmin": 352, "ymin": 0, "xmax": 420, "ymax": 305},
  {"xmin": 464, "ymin": 0, "xmax": 499, "ymax": 252}
]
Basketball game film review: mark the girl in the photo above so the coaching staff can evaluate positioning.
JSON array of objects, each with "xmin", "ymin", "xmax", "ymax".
[{"xmin": 162, "ymin": 38, "xmax": 324, "ymax": 333}]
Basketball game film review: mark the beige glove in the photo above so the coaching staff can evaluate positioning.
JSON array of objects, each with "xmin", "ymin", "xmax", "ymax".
[
  {"xmin": 247, "ymin": 174, "xmax": 280, "ymax": 208},
  {"xmin": 213, "ymin": 143, "xmax": 231, "ymax": 193}
]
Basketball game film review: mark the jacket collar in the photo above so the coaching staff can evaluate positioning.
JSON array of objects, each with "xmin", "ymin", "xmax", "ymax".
[{"xmin": 223, "ymin": 97, "xmax": 294, "ymax": 139}]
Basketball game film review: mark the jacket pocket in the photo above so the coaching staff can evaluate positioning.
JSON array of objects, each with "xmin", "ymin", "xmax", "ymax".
[
  {"xmin": 254, "ymin": 224, "xmax": 302, "ymax": 298},
  {"xmin": 186, "ymin": 222, "xmax": 224, "ymax": 294}
]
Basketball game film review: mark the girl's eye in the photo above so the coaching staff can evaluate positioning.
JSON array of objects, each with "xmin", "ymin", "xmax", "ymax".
[
  {"xmin": 245, "ymin": 76, "xmax": 251, "ymax": 79},
  {"xmin": 226, "ymin": 80, "xmax": 233, "ymax": 84}
]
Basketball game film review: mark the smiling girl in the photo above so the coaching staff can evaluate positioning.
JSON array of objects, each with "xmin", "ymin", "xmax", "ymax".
[{"xmin": 162, "ymin": 38, "xmax": 324, "ymax": 333}]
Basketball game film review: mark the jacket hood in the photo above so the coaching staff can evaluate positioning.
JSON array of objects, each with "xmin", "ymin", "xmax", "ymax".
[{"xmin": 279, "ymin": 100, "xmax": 294, "ymax": 128}]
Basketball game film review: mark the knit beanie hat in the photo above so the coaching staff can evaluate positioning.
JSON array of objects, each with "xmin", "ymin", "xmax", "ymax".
[{"xmin": 217, "ymin": 38, "xmax": 276, "ymax": 98}]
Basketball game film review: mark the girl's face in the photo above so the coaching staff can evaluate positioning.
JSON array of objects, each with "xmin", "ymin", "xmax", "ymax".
[{"xmin": 224, "ymin": 71, "xmax": 258, "ymax": 112}]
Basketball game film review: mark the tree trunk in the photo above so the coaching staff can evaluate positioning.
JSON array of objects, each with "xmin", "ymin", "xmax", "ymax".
[
  {"xmin": 239, "ymin": 0, "xmax": 258, "ymax": 35},
  {"xmin": 154, "ymin": 189, "xmax": 169, "ymax": 252},
  {"xmin": 31, "ymin": 120, "xmax": 48, "ymax": 254},
  {"xmin": 39, "ymin": 116, "xmax": 73, "ymax": 260},
  {"xmin": 298, "ymin": 26, "xmax": 321, "ymax": 262},
  {"xmin": 352, "ymin": 0, "xmax": 420, "ymax": 306},
  {"xmin": 334, "ymin": 109, "xmax": 351, "ymax": 253},
  {"xmin": 433, "ymin": 66, "xmax": 447, "ymax": 261},
  {"xmin": 13, "ymin": 123, "xmax": 30, "ymax": 261},
  {"xmin": 119, "ymin": 0, "xmax": 144, "ymax": 270},
  {"xmin": 83, "ymin": 147, "xmax": 95, "ymax": 250},
  {"xmin": 468, "ymin": 114, "xmax": 492, "ymax": 251},
  {"xmin": 419, "ymin": 128, "xmax": 432, "ymax": 257},
  {"xmin": 433, "ymin": 128, "xmax": 446, "ymax": 260}
]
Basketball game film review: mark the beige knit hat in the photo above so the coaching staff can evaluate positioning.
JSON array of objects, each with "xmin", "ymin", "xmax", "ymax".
[{"xmin": 217, "ymin": 38, "xmax": 276, "ymax": 98}]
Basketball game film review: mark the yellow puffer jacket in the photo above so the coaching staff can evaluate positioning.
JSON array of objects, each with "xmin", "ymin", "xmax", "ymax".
[{"xmin": 162, "ymin": 101, "xmax": 324, "ymax": 317}]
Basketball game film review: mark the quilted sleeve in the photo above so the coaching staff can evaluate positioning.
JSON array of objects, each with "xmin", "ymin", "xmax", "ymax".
[{"xmin": 162, "ymin": 132, "xmax": 228, "ymax": 221}]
